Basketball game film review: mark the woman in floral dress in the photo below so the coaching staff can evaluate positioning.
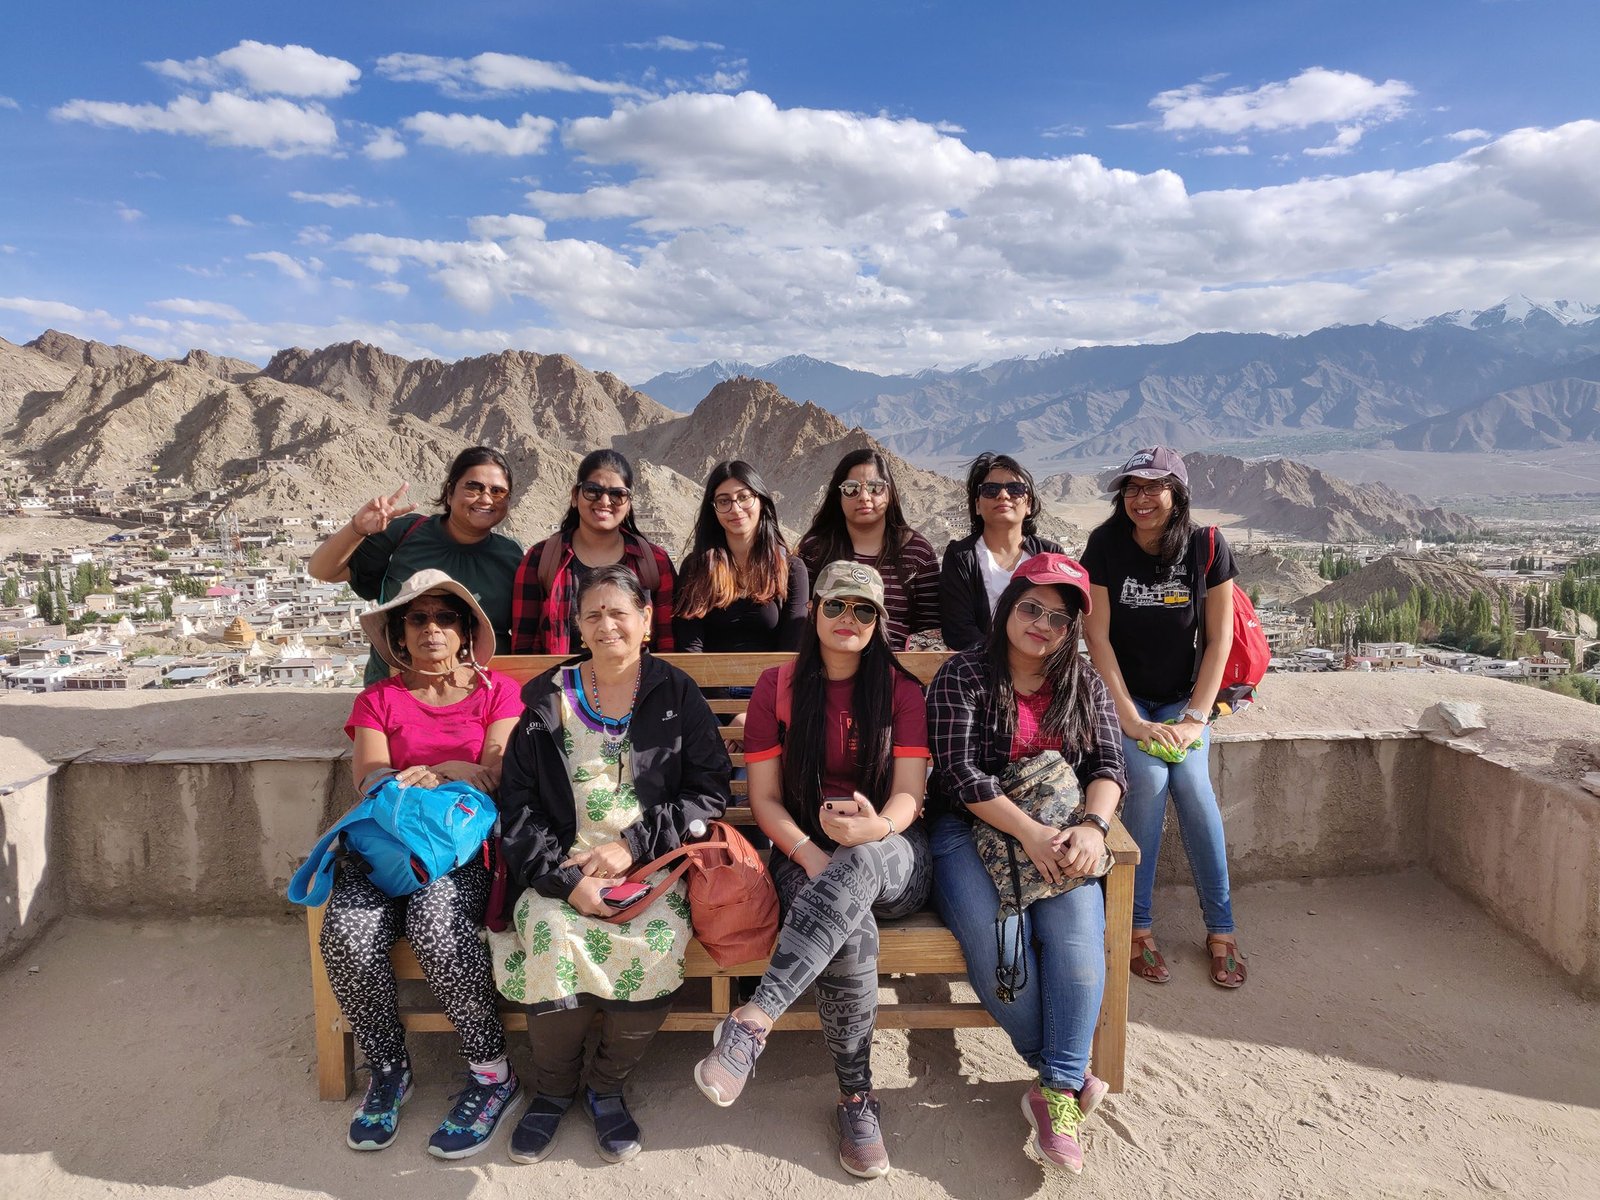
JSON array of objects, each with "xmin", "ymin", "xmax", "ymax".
[{"xmin": 492, "ymin": 564, "xmax": 731, "ymax": 1165}]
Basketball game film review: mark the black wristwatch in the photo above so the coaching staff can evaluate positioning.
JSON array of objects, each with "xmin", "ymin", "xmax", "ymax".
[{"xmin": 1076, "ymin": 812, "xmax": 1111, "ymax": 837}]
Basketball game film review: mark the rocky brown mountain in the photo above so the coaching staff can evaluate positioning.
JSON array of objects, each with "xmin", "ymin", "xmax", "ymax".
[
  {"xmin": 0, "ymin": 336, "xmax": 76, "ymax": 437},
  {"xmin": 1389, "ymin": 362, "xmax": 1600, "ymax": 451},
  {"xmin": 1296, "ymin": 554, "xmax": 1505, "ymax": 613}
]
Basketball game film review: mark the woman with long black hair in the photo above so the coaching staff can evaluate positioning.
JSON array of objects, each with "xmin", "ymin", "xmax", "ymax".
[
  {"xmin": 506, "ymin": 448, "xmax": 676, "ymax": 654},
  {"xmin": 926, "ymin": 554, "xmax": 1125, "ymax": 1173},
  {"xmin": 691, "ymin": 561, "xmax": 931, "ymax": 1180},
  {"xmin": 797, "ymin": 448, "xmax": 940, "ymax": 651}
]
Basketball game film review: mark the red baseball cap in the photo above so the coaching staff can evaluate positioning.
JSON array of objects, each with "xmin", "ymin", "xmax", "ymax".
[{"xmin": 1012, "ymin": 552, "xmax": 1093, "ymax": 615}]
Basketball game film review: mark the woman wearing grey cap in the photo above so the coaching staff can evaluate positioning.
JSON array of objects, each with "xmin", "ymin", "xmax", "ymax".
[{"xmin": 1080, "ymin": 446, "xmax": 1248, "ymax": 990}]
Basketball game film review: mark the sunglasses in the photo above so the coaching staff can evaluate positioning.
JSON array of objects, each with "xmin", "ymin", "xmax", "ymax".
[
  {"xmin": 819, "ymin": 598, "xmax": 879, "ymax": 623},
  {"xmin": 403, "ymin": 609, "xmax": 462, "ymax": 629},
  {"xmin": 1013, "ymin": 598, "xmax": 1073, "ymax": 632},
  {"xmin": 712, "ymin": 490, "xmax": 758, "ymax": 513},
  {"xmin": 459, "ymin": 481, "xmax": 510, "ymax": 500},
  {"xmin": 978, "ymin": 481, "xmax": 1030, "ymax": 500},
  {"xmin": 838, "ymin": 479, "xmax": 889, "ymax": 498},
  {"xmin": 578, "ymin": 482, "xmax": 631, "ymax": 504},
  {"xmin": 1123, "ymin": 480, "xmax": 1173, "ymax": 499}
]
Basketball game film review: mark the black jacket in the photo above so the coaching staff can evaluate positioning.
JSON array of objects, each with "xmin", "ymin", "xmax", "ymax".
[
  {"xmin": 939, "ymin": 531, "xmax": 1067, "ymax": 651},
  {"xmin": 499, "ymin": 653, "xmax": 731, "ymax": 909}
]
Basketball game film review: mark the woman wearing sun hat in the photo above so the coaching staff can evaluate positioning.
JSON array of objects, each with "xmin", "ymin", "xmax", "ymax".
[
  {"xmin": 320, "ymin": 569, "xmax": 526, "ymax": 1159},
  {"xmin": 1080, "ymin": 446, "xmax": 1247, "ymax": 990}
]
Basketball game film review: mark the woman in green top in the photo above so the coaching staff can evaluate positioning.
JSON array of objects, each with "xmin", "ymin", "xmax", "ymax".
[{"xmin": 309, "ymin": 446, "xmax": 525, "ymax": 683}]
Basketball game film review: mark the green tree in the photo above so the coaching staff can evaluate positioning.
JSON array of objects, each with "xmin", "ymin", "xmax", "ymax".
[
  {"xmin": 159, "ymin": 589, "xmax": 174, "ymax": 620},
  {"xmin": 1, "ymin": 575, "xmax": 17, "ymax": 606},
  {"xmin": 36, "ymin": 587, "xmax": 53, "ymax": 623}
]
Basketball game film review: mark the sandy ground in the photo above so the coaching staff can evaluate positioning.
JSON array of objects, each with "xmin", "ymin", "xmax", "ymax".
[{"xmin": 0, "ymin": 871, "xmax": 1595, "ymax": 1200}]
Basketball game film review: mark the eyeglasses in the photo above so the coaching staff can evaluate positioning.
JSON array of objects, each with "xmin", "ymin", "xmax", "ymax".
[
  {"xmin": 459, "ymin": 481, "xmax": 510, "ymax": 500},
  {"xmin": 978, "ymin": 481, "xmax": 1030, "ymax": 500},
  {"xmin": 819, "ymin": 598, "xmax": 879, "ymax": 623},
  {"xmin": 579, "ymin": 482, "xmax": 632, "ymax": 504},
  {"xmin": 1123, "ymin": 480, "xmax": 1173, "ymax": 499},
  {"xmin": 712, "ymin": 490, "xmax": 759, "ymax": 513},
  {"xmin": 403, "ymin": 609, "xmax": 462, "ymax": 629},
  {"xmin": 838, "ymin": 479, "xmax": 889, "ymax": 499},
  {"xmin": 1013, "ymin": 598, "xmax": 1072, "ymax": 632}
]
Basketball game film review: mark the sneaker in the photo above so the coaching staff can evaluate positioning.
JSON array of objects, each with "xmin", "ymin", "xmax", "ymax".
[
  {"xmin": 836, "ymin": 1091, "xmax": 891, "ymax": 1179},
  {"xmin": 693, "ymin": 1014, "xmax": 768, "ymax": 1107},
  {"xmin": 508, "ymin": 1093, "xmax": 573, "ymax": 1164},
  {"xmin": 346, "ymin": 1061, "xmax": 412, "ymax": 1151},
  {"xmin": 426, "ymin": 1069, "xmax": 523, "ymax": 1160},
  {"xmin": 1077, "ymin": 1069, "xmax": 1108, "ymax": 1118},
  {"xmin": 585, "ymin": 1088, "xmax": 642, "ymax": 1164},
  {"xmin": 1021, "ymin": 1082, "xmax": 1085, "ymax": 1173}
]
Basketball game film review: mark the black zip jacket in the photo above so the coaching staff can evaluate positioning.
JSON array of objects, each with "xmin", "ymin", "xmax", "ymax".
[
  {"xmin": 498, "ymin": 652, "xmax": 731, "ymax": 911},
  {"xmin": 939, "ymin": 531, "xmax": 1066, "ymax": 651}
]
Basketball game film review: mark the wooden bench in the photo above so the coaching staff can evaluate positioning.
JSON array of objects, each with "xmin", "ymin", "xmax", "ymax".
[{"xmin": 307, "ymin": 651, "xmax": 1140, "ymax": 1101}]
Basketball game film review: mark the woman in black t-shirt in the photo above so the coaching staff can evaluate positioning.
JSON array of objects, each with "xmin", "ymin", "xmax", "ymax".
[{"xmin": 1081, "ymin": 447, "xmax": 1247, "ymax": 990}]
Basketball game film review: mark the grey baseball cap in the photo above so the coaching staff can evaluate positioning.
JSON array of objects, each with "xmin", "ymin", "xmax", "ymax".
[{"xmin": 1108, "ymin": 446, "xmax": 1188, "ymax": 491}]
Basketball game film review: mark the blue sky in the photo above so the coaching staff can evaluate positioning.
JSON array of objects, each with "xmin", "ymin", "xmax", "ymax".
[{"xmin": 2, "ymin": 0, "xmax": 1597, "ymax": 378}]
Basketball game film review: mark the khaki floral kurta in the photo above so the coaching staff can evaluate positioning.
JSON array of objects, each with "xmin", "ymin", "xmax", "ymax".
[{"xmin": 490, "ymin": 678, "xmax": 691, "ymax": 1008}]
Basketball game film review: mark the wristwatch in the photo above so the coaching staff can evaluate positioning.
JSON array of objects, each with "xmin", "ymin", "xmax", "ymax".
[
  {"xmin": 1076, "ymin": 812, "xmax": 1111, "ymax": 837},
  {"xmin": 1182, "ymin": 706, "xmax": 1210, "ymax": 724}
]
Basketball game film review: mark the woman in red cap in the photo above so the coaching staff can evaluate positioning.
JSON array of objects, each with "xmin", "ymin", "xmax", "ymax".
[
  {"xmin": 926, "ymin": 553, "xmax": 1126, "ymax": 1174},
  {"xmin": 1080, "ymin": 446, "xmax": 1246, "ymax": 990}
]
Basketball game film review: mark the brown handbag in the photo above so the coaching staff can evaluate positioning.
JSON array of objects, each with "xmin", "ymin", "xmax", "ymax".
[{"xmin": 601, "ymin": 819, "xmax": 780, "ymax": 969}]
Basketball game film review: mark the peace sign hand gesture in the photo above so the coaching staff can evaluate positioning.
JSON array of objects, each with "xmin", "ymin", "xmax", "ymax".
[{"xmin": 350, "ymin": 483, "xmax": 417, "ymax": 536}]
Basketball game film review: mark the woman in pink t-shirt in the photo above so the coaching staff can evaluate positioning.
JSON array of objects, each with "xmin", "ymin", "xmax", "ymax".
[
  {"xmin": 690, "ymin": 561, "xmax": 930, "ymax": 1180},
  {"xmin": 320, "ymin": 570, "xmax": 525, "ymax": 1161}
]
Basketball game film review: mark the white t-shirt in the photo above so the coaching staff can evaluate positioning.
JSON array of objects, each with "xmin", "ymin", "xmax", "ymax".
[{"xmin": 976, "ymin": 540, "xmax": 1034, "ymax": 614}]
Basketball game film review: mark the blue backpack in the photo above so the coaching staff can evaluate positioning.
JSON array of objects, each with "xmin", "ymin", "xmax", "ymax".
[{"xmin": 288, "ymin": 777, "xmax": 498, "ymax": 906}]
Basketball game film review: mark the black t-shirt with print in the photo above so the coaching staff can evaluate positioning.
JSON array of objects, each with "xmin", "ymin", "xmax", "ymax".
[{"xmin": 1080, "ymin": 524, "xmax": 1238, "ymax": 703}]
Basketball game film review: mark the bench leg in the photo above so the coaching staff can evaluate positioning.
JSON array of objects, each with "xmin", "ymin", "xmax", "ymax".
[
  {"xmin": 306, "ymin": 904, "xmax": 355, "ymax": 1101},
  {"xmin": 1093, "ymin": 863, "xmax": 1134, "ymax": 1093}
]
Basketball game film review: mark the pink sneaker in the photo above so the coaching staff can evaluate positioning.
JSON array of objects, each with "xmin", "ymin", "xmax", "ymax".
[
  {"xmin": 1078, "ymin": 1069, "xmax": 1108, "ymax": 1117},
  {"xmin": 1021, "ymin": 1083, "xmax": 1085, "ymax": 1172}
]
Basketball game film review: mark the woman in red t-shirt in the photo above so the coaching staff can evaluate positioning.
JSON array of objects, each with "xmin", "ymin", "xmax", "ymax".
[{"xmin": 690, "ymin": 561, "xmax": 930, "ymax": 1180}]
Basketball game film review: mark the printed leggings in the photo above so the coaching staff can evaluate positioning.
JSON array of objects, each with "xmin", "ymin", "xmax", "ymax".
[
  {"xmin": 751, "ymin": 824, "xmax": 932, "ymax": 1095},
  {"xmin": 319, "ymin": 858, "xmax": 507, "ymax": 1069}
]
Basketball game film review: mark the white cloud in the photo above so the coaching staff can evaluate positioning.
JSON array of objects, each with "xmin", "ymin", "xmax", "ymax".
[
  {"xmin": 362, "ymin": 127, "xmax": 407, "ymax": 160},
  {"xmin": 374, "ymin": 281, "xmax": 410, "ymax": 297},
  {"xmin": 1303, "ymin": 125, "xmax": 1366, "ymax": 157},
  {"xmin": 151, "ymin": 297, "xmax": 246, "ymax": 321},
  {"xmin": 1446, "ymin": 128, "xmax": 1492, "ymax": 142},
  {"xmin": 226, "ymin": 213, "xmax": 253, "ymax": 227},
  {"xmin": 1150, "ymin": 67, "xmax": 1413, "ymax": 137},
  {"xmin": 147, "ymin": 41, "xmax": 359, "ymax": 98},
  {"xmin": 1042, "ymin": 124, "xmax": 1087, "ymax": 139},
  {"xmin": 246, "ymin": 250, "xmax": 322, "ymax": 280},
  {"xmin": 626, "ymin": 36, "xmax": 725, "ymax": 52},
  {"xmin": 289, "ymin": 189, "xmax": 372, "ymax": 208},
  {"xmin": 467, "ymin": 214, "xmax": 548, "ymax": 241},
  {"xmin": 0, "ymin": 296, "xmax": 114, "ymax": 325},
  {"xmin": 376, "ymin": 52, "xmax": 640, "ymax": 99},
  {"xmin": 0, "ymin": 245, "xmax": 16, "ymax": 254},
  {"xmin": 53, "ymin": 92, "xmax": 339, "ymax": 156},
  {"xmin": 700, "ymin": 63, "xmax": 750, "ymax": 93},
  {"xmin": 115, "ymin": 201, "xmax": 145, "ymax": 222},
  {"xmin": 296, "ymin": 225, "xmax": 334, "ymax": 245},
  {"xmin": 1199, "ymin": 144, "xmax": 1252, "ymax": 156},
  {"xmin": 0, "ymin": 96, "xmax": 19, "ymax": 110},
  {"xmin": 402, "ymin": 111, "xmax": 556, "ymax": 156}
]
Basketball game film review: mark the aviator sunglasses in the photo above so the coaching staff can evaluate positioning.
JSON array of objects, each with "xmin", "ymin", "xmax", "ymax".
[
  {"xmin": 819, "ymin": 598, "xmax": 879, "ymax": 623},
  {"xmin": 978, "ymin": 481, "xmax": 1030, "ymax": 500},
  {"xmin": 1014, "ymin": 598, "xmax": 1073, "ymax": 632},
  {"xmin": 578, "ymin": 481, "xmax": 632, "ymax": 504},
  {"xmin": 403, "ymin": 608, "xmax": 462, "ymax": 629},
  {"xmin": 838, "ymin": 479, "xmax": 889, "ymax": 498},
  {"xmin": 459, "ymin": 480, "xmax": 510, "ymax": 500}
]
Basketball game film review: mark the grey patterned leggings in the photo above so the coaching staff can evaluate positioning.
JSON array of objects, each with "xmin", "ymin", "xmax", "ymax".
[
  {"xmin": 319, "ymin": 859, "xmax": 507, "ymax": 1069},
  {"xmin": 751, "ymin": 824, "xmax": 932, "ymax": 1095}
]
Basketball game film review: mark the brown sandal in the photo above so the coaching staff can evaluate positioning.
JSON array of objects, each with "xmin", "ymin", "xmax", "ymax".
[
  {"xmin": 1130, "ymin": 930, "xmax": 1170, "ymax": 984},
  {"xmin": 1206, "ymin": 935, "xmax": 1247, "ymax": 988}
]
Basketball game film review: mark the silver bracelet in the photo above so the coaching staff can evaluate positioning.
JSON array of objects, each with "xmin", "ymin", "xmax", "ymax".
[
  {"xmin": 788, "ymin": 834, "xmax": 812, "ymax": 858},
  {"xmin": 881, "ymin": 815, "xmax": 897, "ymax": 840}
]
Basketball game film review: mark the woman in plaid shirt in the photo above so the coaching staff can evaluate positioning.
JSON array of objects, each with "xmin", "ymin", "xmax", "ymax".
[
  {"xmin": 507, "ymin": 449, "xmax": 677, "ymax": 654},
  {"xmin": 926, "ymin": 554, "xmax": 1126, "ymax": 1175}
]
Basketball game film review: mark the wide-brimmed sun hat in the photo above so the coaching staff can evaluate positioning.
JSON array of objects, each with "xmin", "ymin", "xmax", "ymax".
[{"xmin": 358, "ymin": 569, "xmax": 494, "ymax": 671}]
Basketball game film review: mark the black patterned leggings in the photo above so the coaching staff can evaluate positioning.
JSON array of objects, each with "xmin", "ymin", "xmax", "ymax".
[
  {"xmin": 751, "ymin": 824, "xmax": 932, "ymax": 1095},
  {"xmin": 319, "ymin": 859, "xmax": 507, "ymax": 1069}
]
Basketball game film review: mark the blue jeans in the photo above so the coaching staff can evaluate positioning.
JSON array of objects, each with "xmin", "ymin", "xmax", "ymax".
[
  {"xmin": 1122, "ymin": 696, "xmax": 1235, "ymax": 935},
  {"xmin": 929, "ymin": 815, "xmax": 1104, "ymax": 1093}
]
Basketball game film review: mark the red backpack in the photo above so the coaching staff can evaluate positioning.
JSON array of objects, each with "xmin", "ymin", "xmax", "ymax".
[{"xmin": 1194, "ymin": 527, "xmax": 1270, "ymax": 715}]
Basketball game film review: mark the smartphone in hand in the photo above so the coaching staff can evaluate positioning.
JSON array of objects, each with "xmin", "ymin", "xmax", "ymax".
[{"xmin": 600, "ymin": 881, "xmax": 649, "ymax": 909}]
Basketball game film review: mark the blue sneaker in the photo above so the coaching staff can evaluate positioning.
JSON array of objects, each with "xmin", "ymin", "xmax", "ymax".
[
  {"xmin": 427, "ymin": 1069, "xmax": 523, "ymax": 1160},
  {"xmin": 347, "ymin": 1061, "xmax": 413, "ymax": 1151}
]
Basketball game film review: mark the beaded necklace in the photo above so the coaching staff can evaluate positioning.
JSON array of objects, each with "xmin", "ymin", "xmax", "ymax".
[{"xmin": 588, "ymin": 660, "xmax": 642, "ymax": 758}]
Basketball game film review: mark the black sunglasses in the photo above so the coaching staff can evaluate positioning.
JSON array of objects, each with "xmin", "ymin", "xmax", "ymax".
[
  {"xmin": 578, "ymin": 482, "xmax": 631, "ymax": 504},
  {"xmin": 978, "ymin": 481, "xmax": 1030, "ymax": 500},
  {"xmin": 819, "ymin": 598, "xmax": 879, "ymax": 623},
  {"xmin": 403, "ymin": 609, "xmax": 462, "ymax": 628},
  {"xmin": 459, "ymin": 480, "xmax": 510, "ymax": 500},
  {"xmin": 1013, "ymin": 598, "xmax": 1072, "ymax": 632}
]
